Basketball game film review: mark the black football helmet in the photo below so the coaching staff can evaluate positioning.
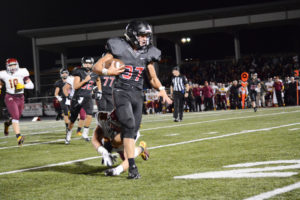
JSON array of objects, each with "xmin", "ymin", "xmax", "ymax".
[
  {"xmin": 81, "ymin": 56, "xmax": 94, "ymax": 71},
  {"xmin": 60, "ymin": 68, "xmax": 69, "ymax": 79},
  {"xmin": 124, "ymin": 20, "xmax": 152, "ymax": 50}
]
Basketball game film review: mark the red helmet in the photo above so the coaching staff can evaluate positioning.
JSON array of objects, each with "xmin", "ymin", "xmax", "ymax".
[{"xmin": 6, "ymin": 58, "xmax": 19, "ymax": 74}]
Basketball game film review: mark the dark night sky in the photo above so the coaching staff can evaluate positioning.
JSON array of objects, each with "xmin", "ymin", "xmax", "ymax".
[{"xmin": 0, "ymin": 0, "xmax": 293, "ymax": 70}]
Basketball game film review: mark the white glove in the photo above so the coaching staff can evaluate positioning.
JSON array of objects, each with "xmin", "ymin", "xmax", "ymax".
[
  {"xmin": 95, "ymin": 91, "xmax": 102, "ymax": 100},
  {"xmin": 56, "ymin": 96, "xmax": 62, "ymax": 102},
  {"xmin": 98, "ymin": 146, "xmax": 113, "ymax": 167},
  {"xmin": 65, "ymin": 98, "xmax": 71, "ymax": 106}
]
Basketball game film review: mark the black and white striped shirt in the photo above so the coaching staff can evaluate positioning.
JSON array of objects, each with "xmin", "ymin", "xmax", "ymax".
[{"xmin": 171, "ymin": 75, "xmax": 188, "ymax": 92}]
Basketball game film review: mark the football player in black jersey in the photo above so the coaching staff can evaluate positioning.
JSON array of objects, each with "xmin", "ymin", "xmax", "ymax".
[
  {"xmin": 248, "ymin": 73, "xmax": 259, "ymax": 112},
  {"xmin": 65, "ymin": 57, "xmax": 102, "ymax": 144},
  {"xmin": 96, "ymin": 75, "xmax": 115, "ymax": 112},
  {"xmin": 54, "ymin": 68, "xmax": 70, "ymax": 132},
  {"xmin": 93, "ymin": 20, "xmax": 172, "ymax": 179}
]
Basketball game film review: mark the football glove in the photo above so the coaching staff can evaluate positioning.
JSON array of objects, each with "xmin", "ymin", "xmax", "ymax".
[
  {"xmin": 98, "ymin": 146, "xmax": 116, "ymax": 167},
  {"xmin": 56, "ymin": 96, "xmax": 62, "ymax": 102},
  {"xmin": 94, "ymin": 91, "xmax": 102, "ymax": 100},
  {"xmin": 16, "ymin": 83, "xmax": 25, "ymax": 90}
]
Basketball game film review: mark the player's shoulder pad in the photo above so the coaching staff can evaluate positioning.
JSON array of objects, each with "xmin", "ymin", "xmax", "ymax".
[
  {"xmin": 19, "ymin": 68, "xmax": 30, "ymax": 77},
  {"xmin": 72, "ymin": 67, "xmax": 84, "ymax": 76},
  {"xmin": 147, "ymin": 46, "xmax": 161, "ymax": 62},
  {"xmin": 106, "ymin": 37, "xmax": 126, "ymax": 56}
]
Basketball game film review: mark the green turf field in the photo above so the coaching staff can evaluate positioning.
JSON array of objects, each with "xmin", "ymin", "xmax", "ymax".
[{"xmin": 0, "ymin": 107, "xmax": 300, "ymax": 200}]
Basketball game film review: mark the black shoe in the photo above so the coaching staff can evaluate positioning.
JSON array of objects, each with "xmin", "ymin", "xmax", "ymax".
[
  {"xmin": 4, "ymin": 120, "xmax": 11, "ymax": 136},
  {"xmin": 254, "ymin": 107, "xmax": 257, "ymax": 112},
  {"xmin": 128, "ymin": 165, "xmax": 141, "ymax": 179},
  {"xmin": 105, "ymin": 168, "xmax": 115, "ymax": 176},
  {"xmin": 174, "ymin": 118, "xmax": 179, "ymax": 122}
]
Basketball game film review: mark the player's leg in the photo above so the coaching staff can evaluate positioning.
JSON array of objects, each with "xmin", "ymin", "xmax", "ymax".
[
  {"xmin": 76, "ymin": 108, "xmax": 86, "ymax": 136},
  {"xmin": 81, "ymin": 97, "xmax": 94, "ymax": 141},
  {"xmin": 114, "ymin": 89, "xmax": 139, "ymax": 178},
  {"xmin": 5, "ymin": 95, "xmax": 24, "ymax": 145},
  {"xmin": 96, "ymin": 96, "xmax": 106, "ymax": 111},
  {"xmin": 66, "ymin": 100, "xmax": 81, "ymax": 144},
  {"xmin": 3, "ymin": 108, "xmax": 12, "ymax": 136},
  {"xmin": 60, "ymin": 100, "xmax": 70, "ymax": 133}
]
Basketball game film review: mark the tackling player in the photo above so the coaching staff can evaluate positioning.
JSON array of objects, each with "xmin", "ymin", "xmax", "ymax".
[
  {"xmin": 65, "ymin": 57, "xmax": 101, "ymax": 144},
  {"xmin": 54, "ymin": 68, "xmax": 70, "ymax": 133},
  {"xmin": 93, "ymin": 20, "xmax": 172, "ymax": 179},
  {"xmin": 92, "ymin": 110, "xmax": 149, "ymax": 176},
  {"xmin": 0, "ymin": 58, "xmax": 34, "ymax": 145}
]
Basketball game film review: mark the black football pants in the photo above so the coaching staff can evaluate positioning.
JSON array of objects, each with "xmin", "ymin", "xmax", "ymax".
[
  {"xmin": 113, "ymin": 86, "xmax": 143, "ymax": 139},
  {"xmin": 173, "ymin": 91, "xmax": 184, "ymax": 120}
]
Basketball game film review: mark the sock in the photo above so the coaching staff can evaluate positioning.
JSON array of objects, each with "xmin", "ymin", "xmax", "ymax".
[
  {"xmin": 128, "ymin": 158, "xmax": 135, "ymax": 168},
  {"xmin": 134, "ymin": 147, "xmax": 143, "ymax": 158},
  {"xmin": 114, "ymin": 165, "xmax": 124, "ymax": 175},
  {"xmin": 77, "ymin": 127, "xmax": 82, "ymax": 133},
  {"xmin": 16, "ymin": 134, "xmax": 21, "ymax": 139},
  {"xmin": 82, "ymin": 127, "xmax": 89, "ymax": 138},
  {"xmin": 65, "ymin": 123, "xmax": 68, "ymax": 128}
]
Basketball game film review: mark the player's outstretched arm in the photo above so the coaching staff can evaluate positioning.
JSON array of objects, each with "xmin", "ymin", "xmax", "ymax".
[
  {"xmin": 93, "ymin": 53, "xmax": 125, "ymax": 76},
  {"xmin": 147, "ymin": 63, "xmax": 172, "ymax": 104}
]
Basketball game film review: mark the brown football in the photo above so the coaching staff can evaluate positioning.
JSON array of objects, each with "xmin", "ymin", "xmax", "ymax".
[{"xmin": 104, "ymin": 58, "xmax": 125, "ymax": 69}]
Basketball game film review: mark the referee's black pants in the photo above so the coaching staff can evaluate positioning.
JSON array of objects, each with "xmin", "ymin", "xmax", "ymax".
[{"xmin": 173, "ymin": 91, "xmax": 184, "ymax": 120}]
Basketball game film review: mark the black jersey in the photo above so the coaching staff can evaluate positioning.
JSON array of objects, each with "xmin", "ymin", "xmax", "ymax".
[
  {"xmin": 54, "ymin": 79, "xmax": 67, "ymax": 97},
  {"xmin": 248, "ymin": 79, "xmax": 260, "ymax": 91},
  {"xmin": 106, "ymin": 37, "xmax": 161, "ymax": 90},
  {"xmin": 100, "ymin": 75, "xmax": 115, "ymax": 95},
  {"xmin": 72, "ymin": 68, "xmax": 99, "ymax": 97}
]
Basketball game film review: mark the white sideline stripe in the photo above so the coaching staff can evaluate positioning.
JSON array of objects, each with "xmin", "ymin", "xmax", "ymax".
[
  {"xmin": 244, "ymin": 181, "xmax": 300, "ymax": 200},
  {"xmin": 0, "ymin": 110, "xmax": 299, "ymax": 149},
  {"xmin": 0, "ymin": 129, "xmax": 65, "ymax": 139},
  {"xmin": 289, "ymin": 128, "xmax": 300, "ymax": 131},
  {"xmin": 0, "ymin": 137, "xmax": 82, "ymax": 150},
  {"xmin": 1, "ymin": 122, "xmax": 299, "ymax": 176}
]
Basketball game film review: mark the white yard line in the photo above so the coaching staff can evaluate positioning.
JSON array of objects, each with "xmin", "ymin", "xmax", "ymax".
[
  {"xmin": 140, "ymin": 110, "xmax": 300, "ymax": 132},
  {"xmin": 289, "ymin": 128, "xmax": 300, "ymax": 131},
  {"xmin": 244, "ymin": 181, "xmax": 300, "ymax": 200},
  {"xmin": 148, "ymin": 123, "xmax": 300, "ymax": 150},
  {"xmin": 165, "ymin": 133, "xmax": 179, "ymax": 136},
  {"xmin": 0, "ymin": 122, "xmax": 299, "ymax": 175},
  {"xmin": 0, "ymin": 156, "xmax": 101, "ymax": 176}
]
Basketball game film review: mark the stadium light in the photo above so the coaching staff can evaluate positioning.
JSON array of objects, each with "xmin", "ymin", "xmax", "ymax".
[{"xmin": 181, "ymin": 37, "xmax": 191, "ymax": 44}]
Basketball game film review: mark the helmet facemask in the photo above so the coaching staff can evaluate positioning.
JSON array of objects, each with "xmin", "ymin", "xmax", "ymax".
[{"xmin": 6, "ymin": 58, "xmax": 19, "ymax": 74}]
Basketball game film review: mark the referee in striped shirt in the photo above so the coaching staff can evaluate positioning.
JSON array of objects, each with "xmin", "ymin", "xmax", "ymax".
[{"xmin": 170, "ymin": 66, "xmax": 189, "ymax": 122}]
